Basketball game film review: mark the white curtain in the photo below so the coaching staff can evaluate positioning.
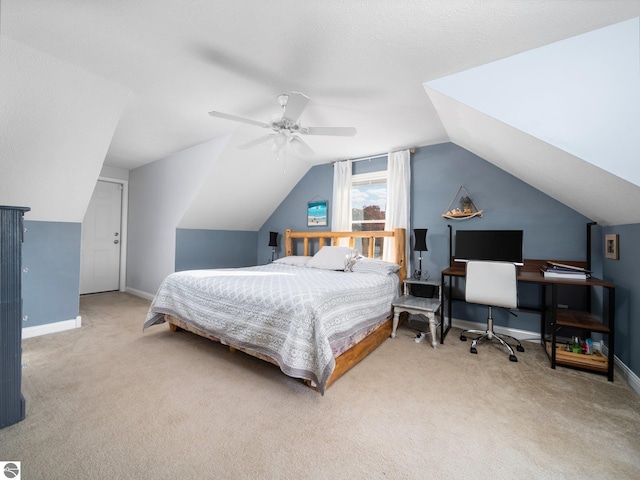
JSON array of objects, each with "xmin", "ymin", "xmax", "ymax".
[
  {"xmin": 331, "ymin": 160, "xmax": 352, "ymax": 246},
  {"xmin": 383, "ymin": 150, "xmax": 411, "ymax": 269}
]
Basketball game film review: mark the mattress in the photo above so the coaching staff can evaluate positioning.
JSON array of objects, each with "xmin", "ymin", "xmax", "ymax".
[{"xmin": 144, "ymin": 262, "xmax": 400, "ymax": 393}]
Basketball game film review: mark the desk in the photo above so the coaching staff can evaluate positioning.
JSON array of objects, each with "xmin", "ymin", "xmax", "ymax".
[{"xmin": 441, "ymin": 259, "xmax": 615, "ymax": 381}]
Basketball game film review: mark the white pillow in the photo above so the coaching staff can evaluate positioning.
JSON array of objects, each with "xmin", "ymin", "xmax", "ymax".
[
  {"xmin": 351, "ymin": 257, "xmax": 401, "ymax": 275},
  {"xmin": 306, "ymin": 246, "xmax": 355, "ymax": 271},
  {"xmin": 272, "ymin": 256, "xmax": 312, "ymax": 267}
]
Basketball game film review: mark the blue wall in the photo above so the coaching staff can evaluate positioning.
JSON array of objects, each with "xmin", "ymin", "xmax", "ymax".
[
  {"xmin": 175, "ymin": 229, "xmax": 257, "ymax": 271},
  {"xmin": 411, "ymin": 143, "xmax": 591, "ymax": 266},
  {"xmin": 603, "ymin": 223, "xmax": 640, "ymax": 379},
  {"xmin": 258, "ymin": 162, "xmax": 334, "ymax": 262},
  {"xmin": 260, "ymin": 143, "xmax": 592, "ymax": 333},
  {"xmin": 22, "ymin": 221, "xmax": 81, "ymax": 327}
]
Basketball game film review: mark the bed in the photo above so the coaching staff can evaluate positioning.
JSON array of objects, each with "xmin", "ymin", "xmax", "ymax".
[{"xmin": 143, "ymin": 228, "xmax": 406, "ymax": 394}]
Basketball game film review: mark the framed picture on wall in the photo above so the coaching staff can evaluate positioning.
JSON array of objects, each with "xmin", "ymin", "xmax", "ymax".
[
  {"xmin": 307, "ymin": 200, "xmax": 328, "ymax": 227},
  {"xmin": 605, "ymin": 233, "xmax": 619, "ymax": 260}
]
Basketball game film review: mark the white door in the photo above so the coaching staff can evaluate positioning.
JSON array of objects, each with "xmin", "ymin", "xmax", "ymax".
[{"xmin": 80, "ymin": 180, "xmax": 122, "ymax": 294}]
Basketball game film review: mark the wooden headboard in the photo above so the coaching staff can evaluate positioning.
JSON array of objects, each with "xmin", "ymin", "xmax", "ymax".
[{"xmin": 284, "ymin": 228, "xmax": 407, "ymax": 283}]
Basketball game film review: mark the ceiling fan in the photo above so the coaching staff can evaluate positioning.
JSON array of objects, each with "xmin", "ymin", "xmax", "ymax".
[{"xmin": 208, "ymin": 92, "xmax": 357, "ymax": 155}]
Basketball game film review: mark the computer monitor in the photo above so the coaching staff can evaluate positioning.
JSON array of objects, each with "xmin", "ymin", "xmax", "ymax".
[{"xmin": 454, "ymin": 230, "xmax": 524, "ymax": 266}]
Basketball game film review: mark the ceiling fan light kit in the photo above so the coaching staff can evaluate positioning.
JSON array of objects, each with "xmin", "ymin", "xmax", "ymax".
[
  {"xmin": 271, "ymin": 131, "xmax": 290, "ymax": 152},
  {"xmin": 208, "ymin": 92, "xmax": 357, "ymax": 156}
]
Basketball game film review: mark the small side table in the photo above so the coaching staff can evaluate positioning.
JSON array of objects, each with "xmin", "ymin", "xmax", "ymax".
[{"xmin": 391, "ymin": 279, "xmax": 442, "ymax": 348}]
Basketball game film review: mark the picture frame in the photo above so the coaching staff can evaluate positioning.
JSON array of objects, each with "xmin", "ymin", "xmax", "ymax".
[
  {"xmin": 605, "ymin": 233, "xmax": 619, "ymax": 260},
  {"xmin": 307, "ymin": 200, "xmax": 328, "ymax": 227}
]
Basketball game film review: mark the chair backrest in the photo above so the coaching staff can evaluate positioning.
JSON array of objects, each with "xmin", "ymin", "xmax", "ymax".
[{"xmin": 465, "ymin": 260, "xmax": 517, "ymax": 309}]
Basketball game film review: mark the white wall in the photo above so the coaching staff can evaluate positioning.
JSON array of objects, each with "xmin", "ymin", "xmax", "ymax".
[
  {"xmin": 126, "ymin": 136, "xmax": 230, "ymax": 296},
  {"xmin": 0, "ymin": 36, "xmax": 129, "ymax": 222},
  {"xmin": 99, "ymin": 165, "xmax": 130, "ymax": 182},
  {"xmin": 178, "ymin": 127, "xmax": 314, "ymax": 231},
  {"xmin": 426, "ymin": 18, "xmax": 640, "ymax": 186}
]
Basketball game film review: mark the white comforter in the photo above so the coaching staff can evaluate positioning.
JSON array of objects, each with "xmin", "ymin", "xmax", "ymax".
[{"xmin": 144, "ymin": 263, "xmax": 400, "ymax": 393}]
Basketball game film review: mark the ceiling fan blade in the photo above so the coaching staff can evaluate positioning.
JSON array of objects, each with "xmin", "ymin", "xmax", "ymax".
[
  {"xmin": 289, "ymin": 136, "xmax": 315, "ymax": 156},
  {"xmin": 302, "ymin": 126, "xmax": 357, "ymax": 137},
  {"xmin": 282, "ymin": 92, "xmax": 310, "ymax": 124},
  {"xmin": 238, "ymin": 134, "xmax": 275, "ymax": 149},
  {"xmin": 208, "ymin": 110, "xmax": 270, "ymax": 129}
]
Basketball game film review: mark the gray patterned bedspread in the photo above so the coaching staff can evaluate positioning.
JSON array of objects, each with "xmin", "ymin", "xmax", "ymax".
[{"xmin": 143, "ymin": 263, "xmax": 400, "ymax": 393}]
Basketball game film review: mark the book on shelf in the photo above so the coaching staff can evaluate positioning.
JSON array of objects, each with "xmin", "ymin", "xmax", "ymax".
[
  {"xmin": 541, "ymin": 266, "xmax": 589, "ymax": 279},
  {"xmin": 546, "ymin": 261, "xmax": 591, "ymax": 273}
]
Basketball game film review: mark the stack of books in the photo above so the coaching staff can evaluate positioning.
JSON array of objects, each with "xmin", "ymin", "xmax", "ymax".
[{"xmin": 542, "ymin": 261, "xmax": 591, "ymax": 279}]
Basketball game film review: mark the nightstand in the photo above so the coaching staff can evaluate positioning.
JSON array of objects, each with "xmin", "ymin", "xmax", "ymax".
[{"xmin": 391, "ymin": 279, "xmax": 442, "ymax": 348}]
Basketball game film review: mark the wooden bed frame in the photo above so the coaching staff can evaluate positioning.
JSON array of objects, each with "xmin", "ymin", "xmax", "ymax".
[{"xmin": 165, "ymin": 227, "xmax": 406, "ymax": 392}]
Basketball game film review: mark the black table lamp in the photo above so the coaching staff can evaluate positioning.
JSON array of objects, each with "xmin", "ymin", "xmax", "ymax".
[
  {"xmin": 413, "ymin": 228, "xmax": 428, "ymax": 280},
  {"xmin": 268, "ymin": 231, "xmax": 278, "ymax": 262}
]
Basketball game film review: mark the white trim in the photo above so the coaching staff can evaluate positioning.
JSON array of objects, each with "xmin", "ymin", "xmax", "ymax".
[
  {"xmin": 98, "ymin": 176, "xmax": 128, "ymax": 292},
  {"xmin": 22, "ymin": 316, "xmax": 82, "ymax": 339},
  {"xmin": 600, "ymin": 343, "xmax": 640, "ymax": 396},
  {"xmin": 352, "ymin": 170, "xmax": 387, "ymax": 185},
  {"xmin": 125, "ymin": 287, "xmax": 155, "ymax": 301},
  {"xmin": 451, "ymin": 317, "xmax": 541, "ymax": 343}
]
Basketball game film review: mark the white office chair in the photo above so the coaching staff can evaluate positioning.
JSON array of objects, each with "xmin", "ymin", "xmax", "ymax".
[{"xmin": 459, "ymin": 260, "xmax": 524, "ymax": 362}]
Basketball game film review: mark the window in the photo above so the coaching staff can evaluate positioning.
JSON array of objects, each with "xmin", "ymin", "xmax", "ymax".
[{"xmin": 351, "ymin": 170, "xmax": 387, "ymax": 257}]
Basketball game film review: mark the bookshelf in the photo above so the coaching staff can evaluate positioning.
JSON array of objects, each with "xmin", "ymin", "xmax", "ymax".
[{"xmin": 540, "ymin": 223, "xmax": 615, "ymax": 381}]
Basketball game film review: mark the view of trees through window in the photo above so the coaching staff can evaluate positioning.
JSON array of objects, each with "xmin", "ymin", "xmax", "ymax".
[{"xmin": 351, "ymin": 171, "xmax": 387, "ymax": 257}]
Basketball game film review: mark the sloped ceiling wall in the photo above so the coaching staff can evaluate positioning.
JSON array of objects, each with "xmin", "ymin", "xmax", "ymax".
[
  {"xmin": 178, "ymin": 127, "xmax": 314, "ymax": 230},
  {"xmin": 425, "ymin": 90, "xmax": 640, "ymax": 226},
  {"xmin": 425, "ymin": 18, "xmax": 640, "ymax": 226},
  {"xmin": 127, "ymin": 135, "xmax": 230, "ymax": 294},
  {"xmin": 0, "ymin": 37, "xmax": 129, "ymax": 222}
]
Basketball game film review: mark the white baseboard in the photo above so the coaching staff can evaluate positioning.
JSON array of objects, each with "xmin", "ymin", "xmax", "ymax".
[
  {"xmin": 22, "ymin": 316, "xmax": 82, "ymax": 339},
  {"xmin": 125, "ymin": 287, "xmax": 155, "ymax": 301},
  {"xmin": 451, "ymin": 317, "xmax": 639, "ymax": 396},
  {"xmin": 20, "ymin": 287, "xmax": 153, "ymax": 340},
  {"xmin": 599, "ymin": 343, "xmax": 640, "ymax": 396},
  {"xmin": 451, "ymin": 317, "xmax": 541, "ymax": 343}
]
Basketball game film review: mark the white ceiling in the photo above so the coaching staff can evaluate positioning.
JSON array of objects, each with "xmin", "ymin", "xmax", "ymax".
[
  {"xmin": 1, "ymin": 1, "xmax": 639, "ymax": 227},
  {"xmin": 3, "ymin": 1, "xmax": 638, "ymax": 169}
]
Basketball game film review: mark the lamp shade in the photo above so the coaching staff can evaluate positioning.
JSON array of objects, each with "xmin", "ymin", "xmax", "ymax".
[
  {"xmin": 268, "ymin": 231, "xmax": 278, "ymax": 247},
  {"xmin": 414, "ymin": 229, "xmax": 428, "ymax": 251}
]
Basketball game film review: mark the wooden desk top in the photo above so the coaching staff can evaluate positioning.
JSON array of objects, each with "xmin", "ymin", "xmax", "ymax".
[{"xmin": 442, "ymin": 259, "xmax": 614, "ymax": 288}]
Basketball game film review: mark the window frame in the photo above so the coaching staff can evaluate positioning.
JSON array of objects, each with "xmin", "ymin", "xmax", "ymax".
[
  {"xmin": 350, "ymin": 169, "xmax": 388, "ymax": 257},
  {"xmin": 350, "ymin": 170, "xmax": 388, "ymax": 231}
]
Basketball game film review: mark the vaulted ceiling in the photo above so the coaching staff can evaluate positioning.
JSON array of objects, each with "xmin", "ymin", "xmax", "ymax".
[{"xmin": 1, "ymin": 1, "xmax": 639, "ymax": 226}]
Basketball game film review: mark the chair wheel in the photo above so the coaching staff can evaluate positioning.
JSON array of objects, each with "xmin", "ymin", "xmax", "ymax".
[
  {"xmin": 470, "ymin": 347, "xmax": 477, "ymax": 354},
  {"xmin": 517, "ymin": 345, "xmax": 525, "ymax": 352},
  {"xmin": 509, "ymin": 355, "xmax": 518, "ymax": 362},
  {"xmin": 460, "ymin": 335, "xmax": 467, "ymax": 342}
]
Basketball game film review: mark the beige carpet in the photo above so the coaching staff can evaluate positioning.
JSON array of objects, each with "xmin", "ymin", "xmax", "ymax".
[{"xmin": 1, "ymin": 292, "xmax": 639, "ymax": 479}]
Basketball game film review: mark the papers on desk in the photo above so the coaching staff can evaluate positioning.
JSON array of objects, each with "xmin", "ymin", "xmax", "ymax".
[
  {"xmin": 542, "ymin": 270, "xmax": 589, "ymax": 279},
  {"xmin": 542, "ymin": 261, "xmax": 591, "ymax": 279}
]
